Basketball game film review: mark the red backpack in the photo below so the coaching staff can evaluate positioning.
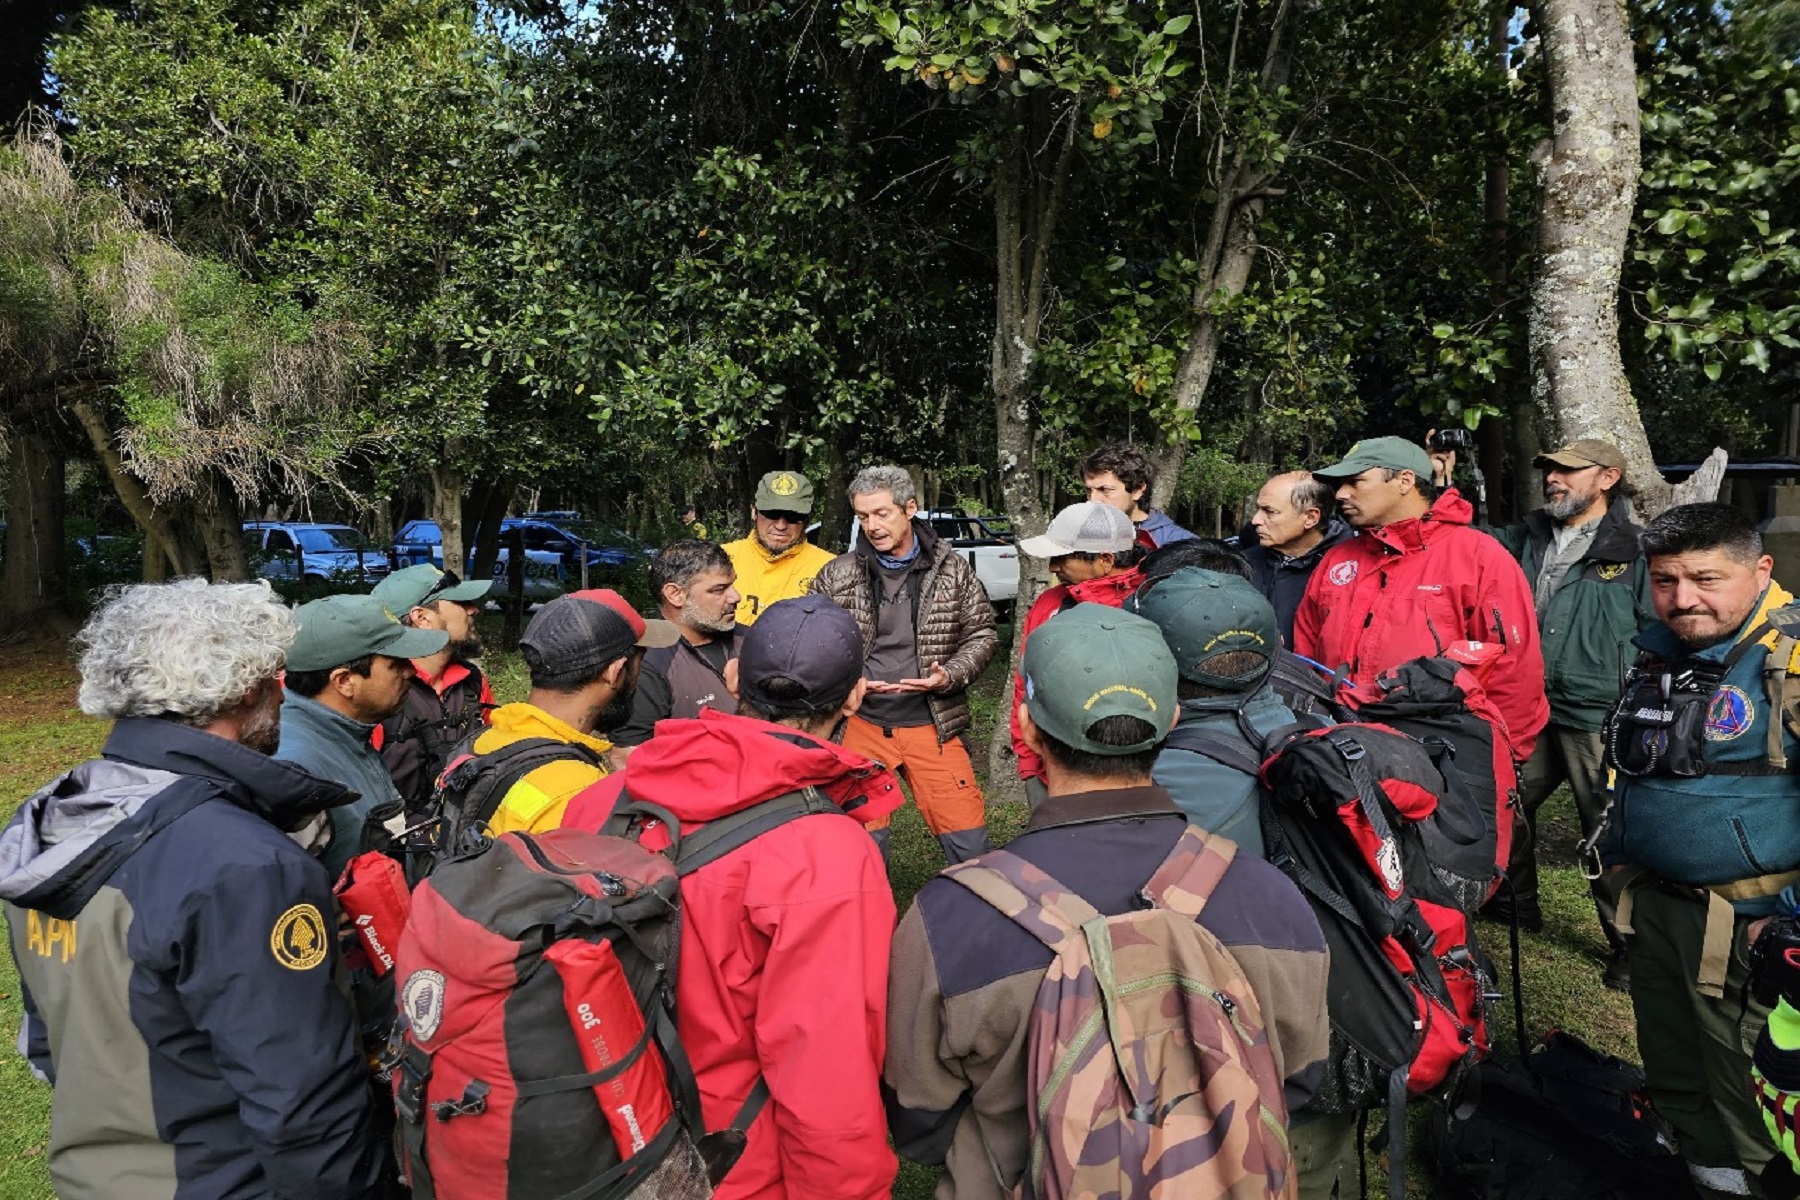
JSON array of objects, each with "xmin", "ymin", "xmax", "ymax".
[
  {"xmin": 390, "ymin": 790, "xmax": 847, "ymax": 1199},
  {"xmin": 1258, "ymin": 723, "xmax": 1492, "ymax": 1200}
]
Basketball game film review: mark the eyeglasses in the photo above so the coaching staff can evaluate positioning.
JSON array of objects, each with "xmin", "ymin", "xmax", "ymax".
[
  {"xmin": 759, "ymin": 510, "xmax": 806, "ymax": 525},
  {"xmin": 420, "ymin": 569, "xmax": 461, "ymax": 605}
]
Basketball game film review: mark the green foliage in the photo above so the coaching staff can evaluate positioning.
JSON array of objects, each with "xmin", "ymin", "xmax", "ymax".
[{"xmin": 1629, "ymin": 0, "xmax": 1800, "ymax": 450}]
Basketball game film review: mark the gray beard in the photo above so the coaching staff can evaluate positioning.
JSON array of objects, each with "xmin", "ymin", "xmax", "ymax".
[
  {"xmin": 1545, "ymin": 489, "xmax": 1596, "ymax": 522},
  {"xmin": 684, "ymin": 612, "xmax": 736, "ymax": 638}
]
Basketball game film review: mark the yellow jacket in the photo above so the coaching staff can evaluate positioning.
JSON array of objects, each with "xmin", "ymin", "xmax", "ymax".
[
  {"xmin": 723, "ymin": 536, "xmax": 836, "ymax": 625},
  {"xmin": 472, "ymin": 702, "xmax": 612, "ymax": 834}
]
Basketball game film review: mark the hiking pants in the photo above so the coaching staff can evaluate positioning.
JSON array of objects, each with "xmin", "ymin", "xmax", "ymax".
[
  {"xmin": 1512, "ymin": 724, "xmax": 1623, "ymax": 949},
  {"xmin": 1628, "ymin": 883, "xmax": 1779, "ymax": 1184},
  {"xmin": 1290, "ymin": 1109, "xmax": 1358, "ymax": 1200},
  {"xmin": 842, "ymin": 716, "xmax": 990, "ymax": 864}
]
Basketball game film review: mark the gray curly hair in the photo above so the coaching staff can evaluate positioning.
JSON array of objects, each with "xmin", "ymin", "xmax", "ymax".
[
  {"xmin": 847, "ymin": 464, "xmax": 917, "ymax": 507},
  {"xmin": 76, "ymin": 578, "xmax": 299, "ymax": 724}
]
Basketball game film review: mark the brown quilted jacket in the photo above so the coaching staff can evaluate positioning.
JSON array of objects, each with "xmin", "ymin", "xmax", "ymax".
[{"xmin": 809, "ymin": 521, "xmax": 998, "ymax": 742}]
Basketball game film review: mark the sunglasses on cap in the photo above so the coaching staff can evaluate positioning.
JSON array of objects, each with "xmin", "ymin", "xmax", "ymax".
[{"xmin": 421, "ymin": 569, "xmax": 463, "ymax": 605}]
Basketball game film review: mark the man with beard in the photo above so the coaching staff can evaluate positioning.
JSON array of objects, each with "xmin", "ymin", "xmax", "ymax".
[
  {"xmin": 466, "ymin": 588, "xmax": 678, "ymax": 834},
  {"xmin": 0, "ymin": 579, "xmax": 384, "ymax": 1200},
  {"xmin": 277, "ymin": 593, "xmax": 448, "ymax": 881},
  {"xmin": 612, "ymin": 540, "xmax": 742, "ymax": 763},
  {"xmin": 1433, "ymin": 437, "xmax": 1649, "ymax": 984},
  {"xmin": 370, "ymin": 564, "xmax": 497, "ymax": 817},
  {"xmin": 1598, "ymin": 504, "xmax": 1800, "ymax": 1200},
  {"xmin": 725, "ymin": 470, "xmax": 836, "ymax": 626}
]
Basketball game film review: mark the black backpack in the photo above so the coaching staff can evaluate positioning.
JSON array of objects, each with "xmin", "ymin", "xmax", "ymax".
[
  {"xmin": 1425, "ymin": 1030, "xmax": 1701, "ymax": 1200},
  {"xmin": 400, "ymin": 734, "xmax": 606, "ymax": 882},
  {"xmin": 1166, "ymin": 708, "xmax": 1493, "ymax": 1200},
  {"xmin": 1355, "ymin": 657, "xmax": 1521, "ymax": 907}
]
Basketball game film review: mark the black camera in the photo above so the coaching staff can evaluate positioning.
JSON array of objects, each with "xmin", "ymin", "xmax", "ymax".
[{"xmin": 1428, "ymin": 427, "xmax": 1472, "ymax": 452}]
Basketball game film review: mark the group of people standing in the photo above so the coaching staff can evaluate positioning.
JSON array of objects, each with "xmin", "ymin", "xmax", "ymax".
[{"xmin": 5, "ymin": 431, "xmax": 1800, "ymax": 1200}]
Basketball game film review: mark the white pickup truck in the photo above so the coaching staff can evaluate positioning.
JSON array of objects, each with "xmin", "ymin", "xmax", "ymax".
[{"xmin": 848, "ymin": 509, "xmax": 1019, "ymax": 615}]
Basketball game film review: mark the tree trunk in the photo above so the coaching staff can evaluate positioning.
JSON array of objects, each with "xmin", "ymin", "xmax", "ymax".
[
  {"xmin": 1, "ymin": 427, "xmax": 66, "ymax": 633},
  {"xmin": 195, "ymin": 475, "xmax": 249, "ymax": 581},
  {"xmin": 1150, "ymin": 5, "xmax": 1296, "ymax": 507},
  {"xmin": 71, "ymin": 397, "xmax": 200, "ymax": 577},
  {"xmin": 985, "ymin": 95, "xmax": 1076, "ymax": 807},
  {"xmin": 468, "ymin": 477, "xmax": 510, "ymax": 584},
  {"xmin": 1528, "ymin": 0, "xmax": 1665, "ymax": 512},
  {"xmin": 429, "ymin": 452, "xmax": 468, "ymax": 575}
]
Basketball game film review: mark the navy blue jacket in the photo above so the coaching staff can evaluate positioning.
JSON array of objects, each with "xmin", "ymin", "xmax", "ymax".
[{"xmin": 0, "ymin": 718, "xmax": 383, "ymax": 1200}]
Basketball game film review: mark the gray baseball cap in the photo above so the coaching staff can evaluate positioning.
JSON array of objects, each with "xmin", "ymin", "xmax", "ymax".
[{"xmin": 1019, "ymin": 502, "xmax": 1137, "ymax": 559}]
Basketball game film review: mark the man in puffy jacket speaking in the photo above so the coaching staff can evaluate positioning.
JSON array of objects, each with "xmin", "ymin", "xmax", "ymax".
[{"xmin": 1292, "ymin": 435, "xmax": 1548, "ymax": 758}]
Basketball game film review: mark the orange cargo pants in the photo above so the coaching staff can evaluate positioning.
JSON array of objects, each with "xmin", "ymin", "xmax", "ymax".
[{"xmin": 840, "ymin": 715, "xmax": 990, "ymax": 864}]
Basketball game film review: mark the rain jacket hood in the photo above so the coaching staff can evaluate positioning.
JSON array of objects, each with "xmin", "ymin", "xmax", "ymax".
[
  {"xmin": 561, "ymin": 708, "xmax": 903, "ymax": 1200},
  {"xmin": 0, "ymin": 717, "xmax": 354, "ymax": 908},
  {"xmin": 571, "ymin": 707, "xmax": 902, "ymax": 830}
]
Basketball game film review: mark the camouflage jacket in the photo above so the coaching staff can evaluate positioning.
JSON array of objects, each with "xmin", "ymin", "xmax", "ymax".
[{"xmin": 882, "ymin": 785, "xmax": 1330, "ymax": 1199}]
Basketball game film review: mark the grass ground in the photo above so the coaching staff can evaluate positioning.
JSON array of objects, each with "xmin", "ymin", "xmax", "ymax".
[{"xmin": 0, "ymin": 625, "xmax": 1635, "ymax": 1200}]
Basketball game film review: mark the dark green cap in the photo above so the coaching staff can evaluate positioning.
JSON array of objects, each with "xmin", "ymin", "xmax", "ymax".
[
  {"xmin": 1313, "ymin": 435, "xmax": 1433, "ymax": 482},
  {"xmin": 287, "ymin": 594, "xmax": 447, "ymax": 672},
  {"xmin": 1127, "ymin": 568, "xmax": 1276, "ymax": 692},
  {"xmin": 1022, "ymin": 605, "xmax": 1177, "ymax": 756},
  {"xmin": 754, "ymin": 471, "xmax": 815, "ymax": 515},
  {"xmin": 373, "ymin": 564, "xmax": 493, "ymax": 612}
]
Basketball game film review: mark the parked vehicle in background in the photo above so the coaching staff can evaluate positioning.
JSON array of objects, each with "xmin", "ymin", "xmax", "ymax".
[
  {"xmin": 242, "ymin": 521, "xmax": 391, "ymax": 586},
  {"xmin": 517, "ymin": 512, "xmax": 653, "ymax": 570},
  {"xmin": 390, "ymin": 518, "xmax": 565, "ymax": 603},
  {"xmin": 849, "ymin": 509, "xmax": 1019, "ymax": 615}
]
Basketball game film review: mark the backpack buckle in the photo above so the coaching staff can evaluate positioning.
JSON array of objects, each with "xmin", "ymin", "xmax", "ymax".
[
  {"xmin": 394, "ymin": 1044, "xmax": 432, "ymax": 1125},
  {"xmin": 1327, "ymin": 732, "xmax": 1367, "ymax": 762},
  {"xmin": 433, "ymin": 1080, "xmax": 490, "ymax": 1122}
]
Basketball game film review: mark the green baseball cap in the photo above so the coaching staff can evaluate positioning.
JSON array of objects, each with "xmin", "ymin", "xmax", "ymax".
[
  {"xmin": 372, "ymin": 564, "xmax": 493, "ymax": 612},
  {"xmin": 1022, "ymin": 605, "xmax": 1177, "ymax": 756},
  {"xmin": 1126, "ymin": 568, "xmax": 1276, "ymax": 692},
  {"xmin": 287, "ymin": 594, "xmax": 447, "ymax": 672},
  {"xmin": 754, "ymin": 470, "xmax": 815, "ymax": 515},
  {"xmin": 1313, "ymin": 435, "xmax": 1433, "ymax": 482}
]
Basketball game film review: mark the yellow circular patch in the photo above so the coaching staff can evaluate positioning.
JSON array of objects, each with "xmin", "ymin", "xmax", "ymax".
[
  {"xmin": 271, "ymin": 903, "xmax": 329, "ymax": 971},
  {"xmin": 770, "ymin": 473, "xmax": 799, "ymax": 497}
]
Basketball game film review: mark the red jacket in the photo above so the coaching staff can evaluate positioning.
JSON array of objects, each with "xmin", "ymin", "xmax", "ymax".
[
  {"xmin": 1292, "ymin": 489, "xmax": 1548, "ymax": 757},
  {"xmin": 561, "ymin": 710, "xmax": 902, "ymax": 1200},
  {"xmin": 1010, "ymin": 568, "xmax": 1144, "ymax": 782}
]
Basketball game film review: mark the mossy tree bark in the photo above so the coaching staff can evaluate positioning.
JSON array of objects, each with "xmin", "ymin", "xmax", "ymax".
[{"xmin": 1529, "ymin": 0, "xmax": 1668, "ymax": 513}]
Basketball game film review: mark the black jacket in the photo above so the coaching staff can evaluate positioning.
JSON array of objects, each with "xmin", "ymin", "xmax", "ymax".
[
  {"xmin": 1242, "ymin": 518, "xmax": 1354, "ymax": 646},
  {"xmin": 0, "ymin": 718, "xmax": 383, "ymax": 1200}
]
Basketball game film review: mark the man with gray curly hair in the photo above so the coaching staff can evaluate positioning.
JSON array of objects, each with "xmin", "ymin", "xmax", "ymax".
[
  {"xmin": 0, "ymin": 579, "xmax": 384, "ymax": 1200},
  {"xmin": 811, "ymin": 465, "xmax": 999, "ymax": 863}
]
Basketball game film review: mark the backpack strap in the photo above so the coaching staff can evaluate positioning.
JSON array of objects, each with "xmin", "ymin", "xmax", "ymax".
[
  {"xmin": 1140, "ymin": 825, "xmax": 1237, "ymax": 922},
  {"xmin": 452, "ymin": 736, "xmax": 606, "ymax": 832},
  {"xmin": 1161, "ymin": 724, "xmax": 1264, "ymax": 777},
  {"xmin": 672, "ymin": 788, "xmax": 846, "ymax": 876},
  {"xmin": 942, "ymin": 850, "xmax": 1103, "ymax": 947},
  {"xmin": 1767, "ymin": 634, "xmax": 1798, "ymax": 771}
]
